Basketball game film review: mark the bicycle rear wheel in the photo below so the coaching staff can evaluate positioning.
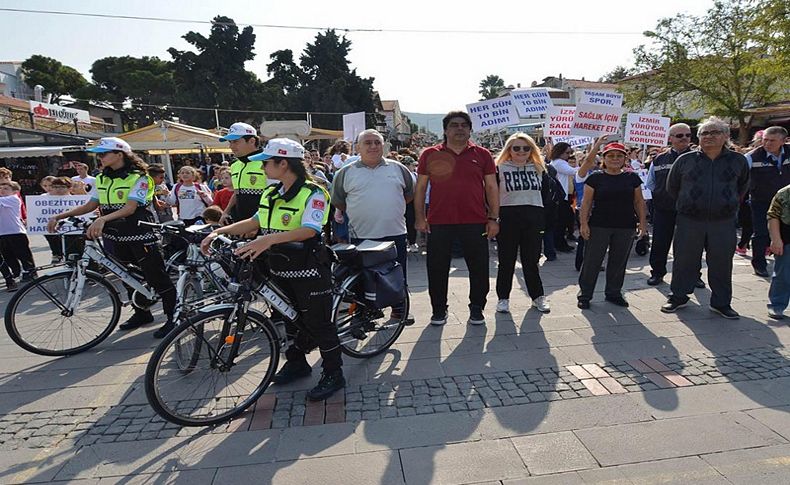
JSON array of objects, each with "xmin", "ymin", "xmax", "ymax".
[
  {"xmin": 4, "ymin": 271, "xmax": 121, "ymax": 356},
  {"xmin": 334, "ymin": 276, "xmax": 409, "ymax": 358},
  {"xmin": 145, "ymin": 307, "xmax": 280, "ymax": 426}
]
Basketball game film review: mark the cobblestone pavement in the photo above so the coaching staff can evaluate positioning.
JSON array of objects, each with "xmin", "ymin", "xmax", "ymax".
[{"xmin": 1, "ymin": 238, "xmax": 789, "ymax": 484}]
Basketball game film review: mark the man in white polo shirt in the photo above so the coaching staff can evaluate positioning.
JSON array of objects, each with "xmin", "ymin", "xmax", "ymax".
[{"xmin": 331, "ymin": 129, "xmax": 414, "ymax": 283}]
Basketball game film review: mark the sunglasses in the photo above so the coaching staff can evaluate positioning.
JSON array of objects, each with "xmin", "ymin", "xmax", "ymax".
[
  {"xmin": 699, "ymin": 130, "xmax": 724, "ymax": 137},
  {"xmin": 511, "ymin": 145, "xmax": 531, "ymax": 153},
  {"xmin": 673, "ymin": 133, "xmax": 692, "ymax": 139}
]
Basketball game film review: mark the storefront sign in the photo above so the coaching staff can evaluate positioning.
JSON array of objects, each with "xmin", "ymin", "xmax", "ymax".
[{"xmin": 29, "ymin": 101, "xmax": 91, "ymax": 124}]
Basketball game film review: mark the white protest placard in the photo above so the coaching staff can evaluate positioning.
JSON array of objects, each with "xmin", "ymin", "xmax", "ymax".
[
  {"xmin": 624, "ymin": 113, "xmax": 671, "ymax": 146},
  {"xmin": 552, "ymin": 135, "xmax": 594, "ymax": 148},
  {"xmin": 575, "ymin": 89, "xmax": 623, "ymax": 108},
  {"xmin": 342, "ymin": 112, "xmax": 366, "ymax": 143},
  {"xmin": 26, "ymin": 195, "xmax": 91, "ymax": 234},
  {"xmin": 465, "ymin": 97, "xmax": 520, "ymax": 132},
  {"xmin": 569, "ymin": 103, "xmax": 624, "ymax": 137},
  {"xmin": 544, "ymin": 106, "xmax": 576, "ymax": 138},
  {"xmin": 509, "ymin": 88, "xmax": 553, "ymax": 117}
]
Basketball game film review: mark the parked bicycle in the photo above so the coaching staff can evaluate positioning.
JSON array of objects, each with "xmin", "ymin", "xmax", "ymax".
[{"xmin": 145, "ymin": 236, "xmax": 410, "ymax": 426}]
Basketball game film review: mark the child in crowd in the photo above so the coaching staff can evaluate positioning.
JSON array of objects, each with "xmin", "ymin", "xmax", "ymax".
[
  {"xmin": 212, "ymin": 168, "xmax": 234, "ymax": 211},
  {"xmin": 40, "ymin": 175, "xmax": 56, "ymax": 194},
  {"xmin": 148, "ymin": 165, "xmax": 174, "ymax": 223},
  {"xmin": 767, "ymin": 184, "xmax": 790, "ymax": 319},
  {"xmin": 166, "ymin": 166, "xmax": 213, "ymax": 226},
  {"xmin": 0, "ymin": 167, "xmax": 27, "ymax": 222},
  {"xmin": 201, "ymin": 205, "xmax": 223, "ymax": 228},
  {"xmin": 0, "ymin": 180, "xmax": 36, "ymax": 289}
]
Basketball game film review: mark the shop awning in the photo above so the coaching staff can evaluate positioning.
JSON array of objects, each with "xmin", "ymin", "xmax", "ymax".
[{"xmin": 0, "ymin": 146, "xmax": 84, "ymax": 159}]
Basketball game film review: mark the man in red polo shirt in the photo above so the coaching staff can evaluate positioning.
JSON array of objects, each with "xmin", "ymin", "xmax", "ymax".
[{"xmin": 414, "ymin": 111, "xmax": 499, "ymax": 326}]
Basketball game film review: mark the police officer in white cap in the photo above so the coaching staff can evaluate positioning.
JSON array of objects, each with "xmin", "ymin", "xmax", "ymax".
[
  {"xmin": 218, "ymin": 122, "xmax": 268, "ymax": 224},
  {"xmin": 202, "ymin": 138, "xmax": 344, "ymax": 401}
]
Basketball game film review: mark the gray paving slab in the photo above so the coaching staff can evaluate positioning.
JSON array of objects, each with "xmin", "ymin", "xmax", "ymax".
[
  {"xmin": 96, "ymin": 468, "xmax": 217, "ymax": 484},
  {"xmin": 275, "ymin": 422, "xmax": 357, "ymax": 461},
  {"xmin": 0, "ymin": 445, "xmax": 76, "ymax": 484},
  {"xmin": 626, "ymin": 381, "xmax": 784, "ymax": 418},
  {"xmin": 477, "ymin": 394, "xmax": 654, "ymax": 440},
  {"xmin": 355, "ymin": 410, "xmax": 482, "ymax": 452},
  {"xmin": 0, "ymin": 384, "xmax": 135, "ymax": 414},
  {"xmin": 575, "ymin": 412, "xmax": 787, "ymax": 466},
  {"xmin": 400, "ymin": 438, "xmax": 527, "ymax": 484},
  {"xmin": 701, "ymin": 444, "xmax": 790, "ymax": 484},
  {"xmin": 503, "ymin": 472, "xmax": 585, "ymax": 485},
  {"xmin": 511, "ymin": 431, "xmax": 598, "ymax": 475},
  {"xmin": 747, "ymin": 406, "xmax": 790, "ymax": 441},
  {"xmin": 213, "ymin": 450, "xmax": 403, "ymax": 485},
  {"xmin": 577, "ymin": 456, "xmax": 729, "ymax": 484}
]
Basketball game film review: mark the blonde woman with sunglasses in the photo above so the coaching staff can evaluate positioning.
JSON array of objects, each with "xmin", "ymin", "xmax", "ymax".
[{"xmin": 494, "ymin": 133, "xmax": 552, "ymax": 314}]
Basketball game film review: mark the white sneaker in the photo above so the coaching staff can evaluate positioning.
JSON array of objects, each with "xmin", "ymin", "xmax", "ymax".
[
  {"xmin": 496, "ymin": 299, "xmax": 510, "ymax": 313},
  {"xmin": 532, "ymin": 296, "xmax": 551, "ymax": 313}
]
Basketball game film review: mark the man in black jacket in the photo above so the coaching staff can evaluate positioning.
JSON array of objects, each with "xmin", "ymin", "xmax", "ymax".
[
  {"xmin": 661, "ymin": 117, "xmax": 750, "ymax": 319},
  {"xmin": 745, "ymin": 126, "xmax": 790, "ymax": 277}
]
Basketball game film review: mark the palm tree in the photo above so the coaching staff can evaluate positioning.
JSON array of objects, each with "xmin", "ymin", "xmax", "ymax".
[{"xmin": 479, "ymin": 75, "xmax": 506, "ymax": 100}]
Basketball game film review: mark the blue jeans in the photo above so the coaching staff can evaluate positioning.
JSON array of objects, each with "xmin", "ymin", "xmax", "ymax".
[{"xmin": 768, "ymin": 244, "xmax": 790, "ymax": 311}]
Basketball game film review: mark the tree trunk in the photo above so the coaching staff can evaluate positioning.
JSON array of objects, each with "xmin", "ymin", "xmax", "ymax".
[{"xmin": 737, "ymin": 115, "xmax": 752, "ymax": 146}]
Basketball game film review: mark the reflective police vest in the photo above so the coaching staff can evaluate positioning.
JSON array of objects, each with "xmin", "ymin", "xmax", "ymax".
[
  {"xmin": 230, "ymin": 154, "xmax": 268, "ymax": 196},
  {"xmin": 258, "ymin": 180, "xmax": 330, "ymax": 234},
  {"xmin": 95, "ymin": 171, "xmax": 156, "ymax": 242},
  {"xmin": 748, "ymin": 144, "xmax": 790, "ymax": 203}
]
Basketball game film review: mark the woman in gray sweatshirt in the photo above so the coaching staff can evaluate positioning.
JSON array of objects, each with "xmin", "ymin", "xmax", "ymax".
[{"xmin": 495, "ymin": 133, "xmax": 553, "ymax": 314}]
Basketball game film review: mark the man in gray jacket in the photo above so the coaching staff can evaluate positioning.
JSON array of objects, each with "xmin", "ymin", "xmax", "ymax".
[{"xmin": 661, "ymin": 117, "xmax": 750, "ymax": 318}]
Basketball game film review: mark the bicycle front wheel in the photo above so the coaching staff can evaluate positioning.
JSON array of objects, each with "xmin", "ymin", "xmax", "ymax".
[
  {"xmin": 5, "ymin": 271, "xmax": 121, "ymax": 356},
  {"xmin": 145, "ymin": 307, "xmax": 280, "ymax": 427}
]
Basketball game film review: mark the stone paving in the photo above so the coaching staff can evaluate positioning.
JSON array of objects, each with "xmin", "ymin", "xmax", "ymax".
[{"xmin": 1, "ymin": 236, "xmax": 789, "ymax": 483}]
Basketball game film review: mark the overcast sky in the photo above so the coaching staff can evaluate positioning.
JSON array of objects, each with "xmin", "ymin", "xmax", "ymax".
[{"xmin": 1, "ymin": 0, "xmax": 715, "ymax": 115}]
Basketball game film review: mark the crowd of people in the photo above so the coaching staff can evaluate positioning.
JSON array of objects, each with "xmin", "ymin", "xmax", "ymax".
[{"xmin": 1, "ymin": 111, "xmax": 788, "ymax": 401}]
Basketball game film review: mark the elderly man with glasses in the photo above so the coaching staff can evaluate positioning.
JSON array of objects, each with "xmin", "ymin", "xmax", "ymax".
[
  {"xmin": 661, "ymin": 117, "xmax": 750, "ymax": 318},
  {"xmin": 645, "ymin": 123, "xmax": 704, "ymax": 288}
]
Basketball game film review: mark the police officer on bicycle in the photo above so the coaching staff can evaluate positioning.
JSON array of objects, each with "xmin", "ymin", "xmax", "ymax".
[
  {"xmin": 218, "ymin": 122, "xmax": 269, "ymax": 224},
  {"xmin": 201, "ymin": 138, "xmax": 344, "ymax": 401},
  {"xmin": 47, "ymin": 137, "xmax": 177, "ymax": 338}
]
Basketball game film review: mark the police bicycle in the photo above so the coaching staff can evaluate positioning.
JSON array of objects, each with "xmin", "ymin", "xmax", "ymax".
[
  {"xmin": 4, "ymin": 217, "xmax": 166, "ymax": 356},
  {"xmin": 144, "ymin": 236, "xmax": 410, "ymax": 426}
]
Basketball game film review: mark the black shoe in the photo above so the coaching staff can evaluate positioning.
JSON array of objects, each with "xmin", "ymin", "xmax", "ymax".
[
  {"xmin": 21, "ymin": 271, "xmax": 37, "ymax": 282},
  {"xmin": 5, "ymin": 278, "xmax": 17, "ymax": 292},
  {"xmin": 307, "ymin": 371, "xmax": 345, "ymax": 401},
  {"xmin": 566, "ymin": 234, "xmax": 578, "ymax": 242},
  {"xmin": 430, "ymin": 308, "xmax": 448, "ymax": 326},
  {"xmin": 694, "ymin": 278, "xmax": 707, "ymax": 288},
  {"xmin": 661, "ymin": 299, "xmax": 689, "ymax": 313},
  {"xmin": 468, "ymin": 304, "xmax": 485, "ymax": 325},
  {"xmin": 153, "ymin": 321, "xmax": 176, "ymax": 339},
  {"xmin": 647, "ymin": 275, "xmax": 664, "ymax": 286},
  {"xmin": 272, "ymin": 359, "xmax": 312, "ymax": 385},
  {"xmin": 577, "ymin": 300, "xmax": 590, "ymax": 309},
  {"xmin": 118, "ymin": 312, "xmax": 154, "ymax": 331},
  {"xmin": 754, "ymin": 268, "xmax": 770, "ymax": 278},
  {"xmin": 710, "ymin": 306, "xmax": 740, "ymax": 319},
  {"xmin": 556, "ymin": 245, "xmax": 575, "ymax": 253},
  {"xmin": 605, "ymin": 295, "xmax": 629, "ymax": 307}
]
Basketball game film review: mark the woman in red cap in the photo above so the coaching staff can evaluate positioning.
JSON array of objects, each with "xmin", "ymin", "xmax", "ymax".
[{"xmin": 575, "ymin": 136, "xmax": 647, "ymax": 309}]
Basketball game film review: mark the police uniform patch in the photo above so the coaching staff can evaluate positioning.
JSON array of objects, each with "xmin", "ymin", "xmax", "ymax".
[
  {"xmin": 116, "ymin": 190, "xmax": 124, "ymax": 199},
  {"xmin": 281, "ymin": 213, "xmax": 292, "ymax": 226},
  {"xmin": 311, "ymin": 210, "xmax": 323, "ymax": 221},
  {"xmin": 312, "ymin": 199, "xmax": 325, "ymax": 210},
  {"xmin": 250, "ymin": 175, "xmax": 257, "ymax": 185}
]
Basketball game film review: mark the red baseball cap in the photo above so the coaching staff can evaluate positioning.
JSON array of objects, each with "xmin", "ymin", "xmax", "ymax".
[{"xmin": 601, "ymin": 142, "xmax": 628, "ymax": 156}]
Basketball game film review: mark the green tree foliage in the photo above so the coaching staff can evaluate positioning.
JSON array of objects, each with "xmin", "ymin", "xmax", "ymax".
[
  {"xmin": 478, "ymin": 75, "xmax": 506, "ymax": 100},
  {"xmin": 168, "ymin": 16, "xmax": 279, "ymax": 127},
  {"xmin": 749, "ymin": 0, "xmax": 790, "ymax": 77},
  {"xmin": 266, "ymin": 29, "xmax": 378, "ymax": 129},
  {"xmin": 76, "ymin": 56, "xmax": 175, "ymax": 129},
  {"xmin": 599, "ymin": 66, "xmax": 633, "ymax": 84},
  {"xmin": 625, "ymin": 0, "xmax": 788, "ymax": 144},
  {"xmin": 21, "ymin": 55, "xmax": 87, "ymax": 102}
]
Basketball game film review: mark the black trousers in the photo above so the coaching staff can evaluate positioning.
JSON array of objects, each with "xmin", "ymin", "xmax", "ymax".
[
  {"xmin": 45, "ymin": 234, "xmax": 84, "ymax": 258},
  {"xmin": 405, "ymin": 202, "xmax": 416, "ymax": 245},
  {"xmin": 274, "ymin": 260, "xmax": 342, "ymax": 373},
  {"xmin": 496, "ymin": 209, "xmax": 544, "ymax": 300},
  {"xmin": 0, "ymin": 233, "xmax": 35, "ymax": 277},
  {"xmin": 554, "ymin": 199, "xmax": 574, "ymax": 246},
  {"xmin": 670, "ymin": 215, "xmax": 736, "ymax": 308},
  {"xmin": 649, "ymin": 208, "xmax": 676, "ymax": 278},
  {"xmin": 426, "ymin": 223, "xmax": 490, "ymax": 312},
  {"xmin": 578, "ymin": 227, "xmax": 635, "ymax": 301},
  {"xmin": 737, "ymin": 199, "xmax": 752, "ymax": 249},
  {"xmin": 750, "ymin": 200, "xmax": 770, "ymax": 271},
  {"xmin": 110, "ymin": 240, "xmax": 176, "ymax": 318}
]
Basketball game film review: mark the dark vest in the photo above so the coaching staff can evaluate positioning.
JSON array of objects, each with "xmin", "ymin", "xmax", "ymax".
[
  {"xmin": 651, "ymin": 148, "xmax": 688, "ymax": 211},
  {"xmin": 749, "ymin": 144, "xmax": 790, "ymax": 203}
]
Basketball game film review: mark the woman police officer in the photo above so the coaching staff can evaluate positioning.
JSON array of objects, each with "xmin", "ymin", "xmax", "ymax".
[
  {"xmin": 47, "ymin": 137, "xmax": 177, "ymax": 338},
  {"xmin": 200, "ymin": 138, "xmax": 345, "ymax": 401}
]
